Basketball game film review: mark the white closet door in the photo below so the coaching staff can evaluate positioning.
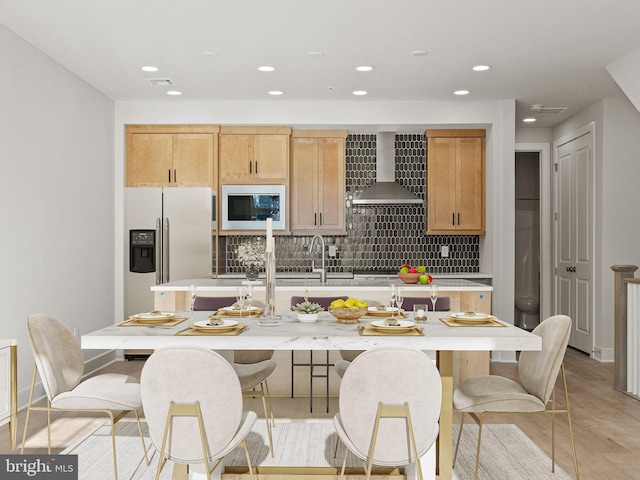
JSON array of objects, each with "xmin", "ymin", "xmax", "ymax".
[{"xmin": 554, "ymin": 125, "xmax": 594, "ymax": 353}]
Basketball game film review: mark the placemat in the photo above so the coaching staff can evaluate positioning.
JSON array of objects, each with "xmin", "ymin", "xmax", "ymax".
[
  {"xmin": 358, "ymin": 323, "xmax": 424, "ymax": 336},
  {"xmin": 439, "ymin": 316, "xmax": 506, "ymax": 327},
  {"xmin": 175, "ymin": 322, "xmax": 247, "ymax": 336},
  {"xmin": 117, "ymin": 316, "xmax": 187, "ymax": 327}
]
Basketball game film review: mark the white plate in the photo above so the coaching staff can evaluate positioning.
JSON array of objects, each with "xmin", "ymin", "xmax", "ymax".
[
  {"xmin": 192, "ymin": 319, "xmax": 238, "ymax": 330},
  {"xmin": 370, "ymin": 319, "xmax": 415, "ymax": 332},
  {"xmin": 220, "ymin": 305, "xmax": 260, "ymax": 313},
  {"xmin": 367, "ymin": 307, "xmax": 398, "ymax": 317},
  {"xmin": 450, "ymin": 312, "xmax": 492, "ymax": 321},
  {"xmin": 132, "ymin": 311, "xmax": 175, "ymax": 320}
]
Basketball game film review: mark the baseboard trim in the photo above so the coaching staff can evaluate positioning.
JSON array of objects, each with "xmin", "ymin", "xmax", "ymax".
[{"xmin": 592, "ymin": 346, "xmax": 614, "ymax": 363}]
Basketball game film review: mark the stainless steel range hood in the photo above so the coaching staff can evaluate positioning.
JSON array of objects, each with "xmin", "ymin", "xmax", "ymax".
[{"xmin": 352, "ymin": 132, "xmax": 423, "ymax": 205}]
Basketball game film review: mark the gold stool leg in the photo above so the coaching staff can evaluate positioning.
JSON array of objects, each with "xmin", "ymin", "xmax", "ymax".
[
  {"xmin": 20, "ymin": 367, "xmax": 38, "ymax": 454},
  {"xmin": 561, "ymin": 364, "xmax": 580, "ymax": 480},
  {"xmin": 453, "ymin": 412, "xmax": 466, "ymax": 468}
]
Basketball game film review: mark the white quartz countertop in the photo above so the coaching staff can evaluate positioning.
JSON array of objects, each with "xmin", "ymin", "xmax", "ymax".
[
  {"xmin": 151, "ymin": 277, "xmax": 492, "ymax": 292},
  {"xmin": 82, "ymin": 311, "xmax": 534, "ymax": 352}
]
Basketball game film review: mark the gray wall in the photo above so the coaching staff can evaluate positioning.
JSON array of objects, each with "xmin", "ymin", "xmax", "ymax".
[{"xmin": 0, "ymin": 24, "xmax": 116, "ymax": 405}]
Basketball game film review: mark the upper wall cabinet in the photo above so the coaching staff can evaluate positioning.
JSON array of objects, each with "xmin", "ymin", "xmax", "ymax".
[
  {"xmin": 125, "ymin": 125, "xmax": 219, "ymax": 188},
  {"xmin": 219, "ymin": 126, "xmax": 291, "ymax": 184},
  {"xmin": 426, "ymin": 129, "xmax": 486, "ymax": 235},
  {"xmin": 291, "ymin": 130, "xmax": 348, "ymax": 235}
]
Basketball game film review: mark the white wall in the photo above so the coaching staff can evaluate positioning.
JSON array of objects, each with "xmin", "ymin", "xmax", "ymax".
[
  {"xmin": 114, "ymin": 99, "xmax": 518, "ymax": 336},
  {"xmin": 552, "ymin": 97, "xmax": 640, "ymax": 361},
  {"xmin": 0, "ymin": 25, "xmax": 116, "ymax": 405}
]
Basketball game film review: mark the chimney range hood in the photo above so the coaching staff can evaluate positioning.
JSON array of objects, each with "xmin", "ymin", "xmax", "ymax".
[{"xmin": 352, "ymin": 132, "xmax": 423, "ymax": 205}]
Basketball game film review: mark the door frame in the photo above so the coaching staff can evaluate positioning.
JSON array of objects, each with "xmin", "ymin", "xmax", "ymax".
[
  {"xmin": 552, "ymin": 122, "xmax": 596, "ymax": 355},
  {"xmin": 515, "ymin": 143, "xmax": 552, "ymax": 324}
]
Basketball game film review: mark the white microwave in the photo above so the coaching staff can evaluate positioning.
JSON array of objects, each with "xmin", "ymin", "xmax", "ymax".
[{"xmin": 221, "ymin": 184, "xmax": 286, "ymax": 230}]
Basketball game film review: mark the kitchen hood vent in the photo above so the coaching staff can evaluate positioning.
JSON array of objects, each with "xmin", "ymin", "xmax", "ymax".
[{"xmin": 352, "ymin": 132, "xmax": 423, "ymax": 205}]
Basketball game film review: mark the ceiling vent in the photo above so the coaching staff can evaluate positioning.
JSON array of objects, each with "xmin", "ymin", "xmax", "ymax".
[
  {"xmin": 530, "ymin": 104, "xmax": 567, "ymax": 115},
  {"xmin": 146, "ymin": 78, "xmax": 175, "ymax": 86}
]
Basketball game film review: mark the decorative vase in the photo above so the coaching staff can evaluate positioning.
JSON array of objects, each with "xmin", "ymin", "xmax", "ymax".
[
  {"xmin": 245, "ymin": 265, "xmax": 260, "ymax": 281},
  {"xmin": 297, "ymin": 313, "xmax": 319, "ymax": 323}
]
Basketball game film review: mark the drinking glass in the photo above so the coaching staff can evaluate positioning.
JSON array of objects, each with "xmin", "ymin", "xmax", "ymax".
[
  {"xmin": 413, "ymin": 304, "xmax": 427, "ymax": 322},
  {"xmin": 396, "ymin": 287, "xmax": 404, "ymax": 315},
  {"xmin": 430, "ymin": 284, "xmax": 439, "ymax": 312},
  {"xmin": 246, "ymin": 283, "xmax": 253, "ymax": 309}
]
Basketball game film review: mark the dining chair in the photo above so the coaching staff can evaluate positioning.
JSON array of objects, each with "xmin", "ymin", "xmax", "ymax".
[
  {"xmin": 140, "ymin": 346, "xmax": 256, "ymax": 480},
  {"xmin": 334, "ymin": 296, "xmax": 450, "ymax": 378},
  {"xmin": 290, "ymin": 295, "xmax": 348, "ymax": 412},
  {"xmin": 21, "ymin": 314, "xmax": 149, "ymax": 480},
  {"xmin": 193, "ymin": 295, "xmax": 276, "ymax": 456},
  {"xmin": 452, "ymin": 314, "xmax": 580, "ymax": 480},
  {"xmin": 333, "ymin": 345, "xmax": 442, "ymax": 480}
]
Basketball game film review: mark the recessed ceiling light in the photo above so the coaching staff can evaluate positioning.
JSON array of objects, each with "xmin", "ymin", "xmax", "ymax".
[
  {"xmin": 454, "ymin": 90, "xmax": 470, "ymax": 95},
  {"xmin": 352, "ymin": 90, "xmax": 368, "ymax": 96},
  {"xmin": 523, "ymin": 117, "xmax": 537, "ymax": 123},
  {"xmin": 268, "ymin": 90, "xmax": 284, "ymax": 96},
  {"xmin": 472, "ymin": 65, "xmax": 491, "ymax": 71},
  {"xmin": 166, "ymin": 90, "xmax": 182, "ymax": 96},
  {"xmin": 307, "ymin": 51, "xmax": 324, "ymax": 57},
  {"xmin": 201, "ymin": 51, "xmax": 218, "ymax": 56},
  {"xmin": 258, "ymin": 66, "xmax": 275, "ymax": 72},
  {"xmin": 356, "ymin": 65, "xmax": 374, "ymax": 72},
  {"xmin": 141, "ymin": 66, "xmax": 158, "ymax": 72},
  {"xmin": 411, "ymin": 50, "xmax": 428, "ymax": 57}
]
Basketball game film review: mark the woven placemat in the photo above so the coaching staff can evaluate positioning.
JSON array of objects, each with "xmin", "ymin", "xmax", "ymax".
[
  {"xmin": 175, "ymin": 322, "xmax": 247, "ymax": 336},
  {"xmin": 358, "ymin": 323, "xmax": 424, "ymax": 336},
  {"xmin": 439, "ymin": 316, "xmax": 505, "ymax": 327},
  {"xmin": 117, "ymin": 316, "xmax": 187, "ymax": 327},
  {"xmin": 361, "ymin": 312, "xmax": 407, "ymax": 320},
  {"xmin": 209, "ymin": 309, "xmax": 263, "ymax": 319}
]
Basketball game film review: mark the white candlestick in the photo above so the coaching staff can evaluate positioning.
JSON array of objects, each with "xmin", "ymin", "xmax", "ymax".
[{"xmin": 266, "ymin": 218, "xmax": 273, "ymax": 252}]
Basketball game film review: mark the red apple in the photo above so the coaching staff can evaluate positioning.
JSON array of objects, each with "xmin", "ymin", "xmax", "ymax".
[{"xmin": 408, "ymin": 267, "xmax": 418, "ymax": 273}]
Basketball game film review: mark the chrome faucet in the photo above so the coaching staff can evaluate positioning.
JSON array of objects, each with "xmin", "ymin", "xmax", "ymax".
[{"xmin": 308, "ymin": 234, "xmax": 326, "ymax": 283}]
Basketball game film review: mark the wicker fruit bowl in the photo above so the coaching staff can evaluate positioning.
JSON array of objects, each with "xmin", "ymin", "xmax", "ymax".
[
  {"xmin": 329, "ymin": 308, "xmax": 368, "ymax": 324},
  {"xmin": 398, "ymin": 272, "xmax": 421, "ymax": 284}
]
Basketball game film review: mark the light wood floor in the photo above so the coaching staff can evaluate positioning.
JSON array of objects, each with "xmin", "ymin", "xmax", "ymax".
[{"xmin": 2, "ymin": 347, "xmax": 639, "ymax": 479}]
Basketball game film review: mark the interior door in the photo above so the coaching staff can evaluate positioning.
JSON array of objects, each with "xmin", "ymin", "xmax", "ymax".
[{"xmin": 554, "ymin": 127, "xmax": 593, "ymax": 353}]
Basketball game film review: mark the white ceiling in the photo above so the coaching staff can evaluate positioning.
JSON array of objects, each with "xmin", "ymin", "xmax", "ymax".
[{"xmin": 1, "ymin": 0, "xmax": 639, "ymax": 128}]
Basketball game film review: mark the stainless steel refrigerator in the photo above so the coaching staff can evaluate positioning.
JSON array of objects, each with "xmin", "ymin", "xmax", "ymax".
[{"xmin": 125, "ymin": 188, "xmax": 213, "ymax": 318}]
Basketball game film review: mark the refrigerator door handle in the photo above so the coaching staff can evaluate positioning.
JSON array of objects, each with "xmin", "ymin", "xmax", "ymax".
[
  {"xmin": 163, "ymin": 217, "xmax": 170, "ymax": 283},
  {"xmin": 155, "ymin": 218, "xmax": 162, "ymax": 285}
]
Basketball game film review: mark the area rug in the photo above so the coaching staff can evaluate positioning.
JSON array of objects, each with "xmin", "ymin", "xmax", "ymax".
[{"xmin": 62, "ymin": 420, "xmax": 572, "ymax": 480}]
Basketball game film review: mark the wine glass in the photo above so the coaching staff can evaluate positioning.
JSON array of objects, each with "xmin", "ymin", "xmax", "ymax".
[
  {"xmin": 188, "ymin": 284, "xmax": 196, "ymax": 319},
  {"xmin": 430, "ymin": 284, "xmax": 439, "ymax": 312},
  {"xmin": 237, "ymin": 286, "xmax": 247, "ymax": 315},
  {"xmin": 389, "ymin": 284, "xmax": 398, "ymax": 320},
  {"xmin": 246, "ymin": 283, "xmax": 253, "ymax": 310},
  {"xmin": 396, "ymin": 287, "xmax": 404, "ymax": 316}
]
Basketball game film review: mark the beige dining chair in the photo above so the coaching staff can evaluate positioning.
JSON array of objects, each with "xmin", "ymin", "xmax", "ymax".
[
  {"xmin": 193, "ymin": 295, "xmax": 276, "ymax": 456},
  {"xmin": 290, "ymin": 295, "xmax": 348, "ymax": 412},
  {"xmin": 453, "ymin": 314, "xmax": 580, "ymax": 480},
  {"xmin": 333, "ymin": 345, "xmax": 442, "ymax": 480},
  {"xmin": 21, "ymin": 314, "xmax": 149, "ymax": 480},
  {"xmin": 140, "ymin": 346, "xmax": 256, "ymax": 480}
]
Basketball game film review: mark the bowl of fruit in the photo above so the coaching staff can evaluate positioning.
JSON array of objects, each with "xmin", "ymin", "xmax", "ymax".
[
  {"xmin": 329, "ymin": 297, "xmax": 368, "ymax": 324},
  {"xmin": 398, "ymin": 264, "xmax": 432, "ymax": 284}
]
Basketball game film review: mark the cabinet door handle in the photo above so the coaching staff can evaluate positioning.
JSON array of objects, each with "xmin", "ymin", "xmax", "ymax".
[
  {"xmin": 168, "ymin": 169, "xmax": 171, "ymax": 183},
  {"xmin": 314, "ymin": 213, "xmax": 317, "ymax": 226},
  {"xmin": 249, "ymin": 161, "xmax": 252, "ymax": 174},
  {"xmin": 458, "ymin": 212, "xmax": 460, "ymax": 225},
  {"xmin": 452, "ymin": 213, "xmax": 455, "ymax": 226},
  {"xmin": 319, "ymin": 213, "xmax": 323, "ymax": 225},
  {"xmin": 173, "ymin": 169, "xmax": 176, "ymax": 183},
  {"xmin": 255, "ymin": 160, "xmax": 258, "ymax": 175}
]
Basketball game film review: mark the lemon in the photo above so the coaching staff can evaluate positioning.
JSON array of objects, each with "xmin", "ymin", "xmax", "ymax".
[
  {"xmin": 330, "ymin": 299, "xmax": 345, "ymax": 309},
  {"xmin": 355, "ymin": 300, "xmax": 368, "ymax": 308},
  {"xmin": 345, "ymin": 297, "xmax": 357, "ymax": 308}
]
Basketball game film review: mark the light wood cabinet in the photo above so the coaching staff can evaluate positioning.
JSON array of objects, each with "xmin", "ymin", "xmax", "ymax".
[
  {"xmin": 219, "ymin": 126, "xmax": 291, "ymax": 183},
  {"xmin": 291, "ymin": 131, "xmax": 347, "ymax": 234},
  {"xmin": 426, "ymin": 129, "xmax": 486, "ymax": 234},
  {"xmin": 125, "ymin": 125, "xmax": 218, "ymax": 188}
]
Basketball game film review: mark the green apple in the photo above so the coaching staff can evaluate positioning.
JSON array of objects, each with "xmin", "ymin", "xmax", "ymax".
[
  {"xmin": 419, "ymin": 274, "xmax": 433, "ymax": 285},
  {"xmin": 417, "ymin": 265, "xmax": 426, "ymax": 273},
  {"xmin": 399, "ymin": 267, "xmax": 409, "ymax": 274}
]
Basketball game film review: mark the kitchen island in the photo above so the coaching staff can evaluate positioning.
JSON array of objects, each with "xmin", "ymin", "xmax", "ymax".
[{"xmin": 150, "ymin": 276, "xmax": 493, "ymax": 399}]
